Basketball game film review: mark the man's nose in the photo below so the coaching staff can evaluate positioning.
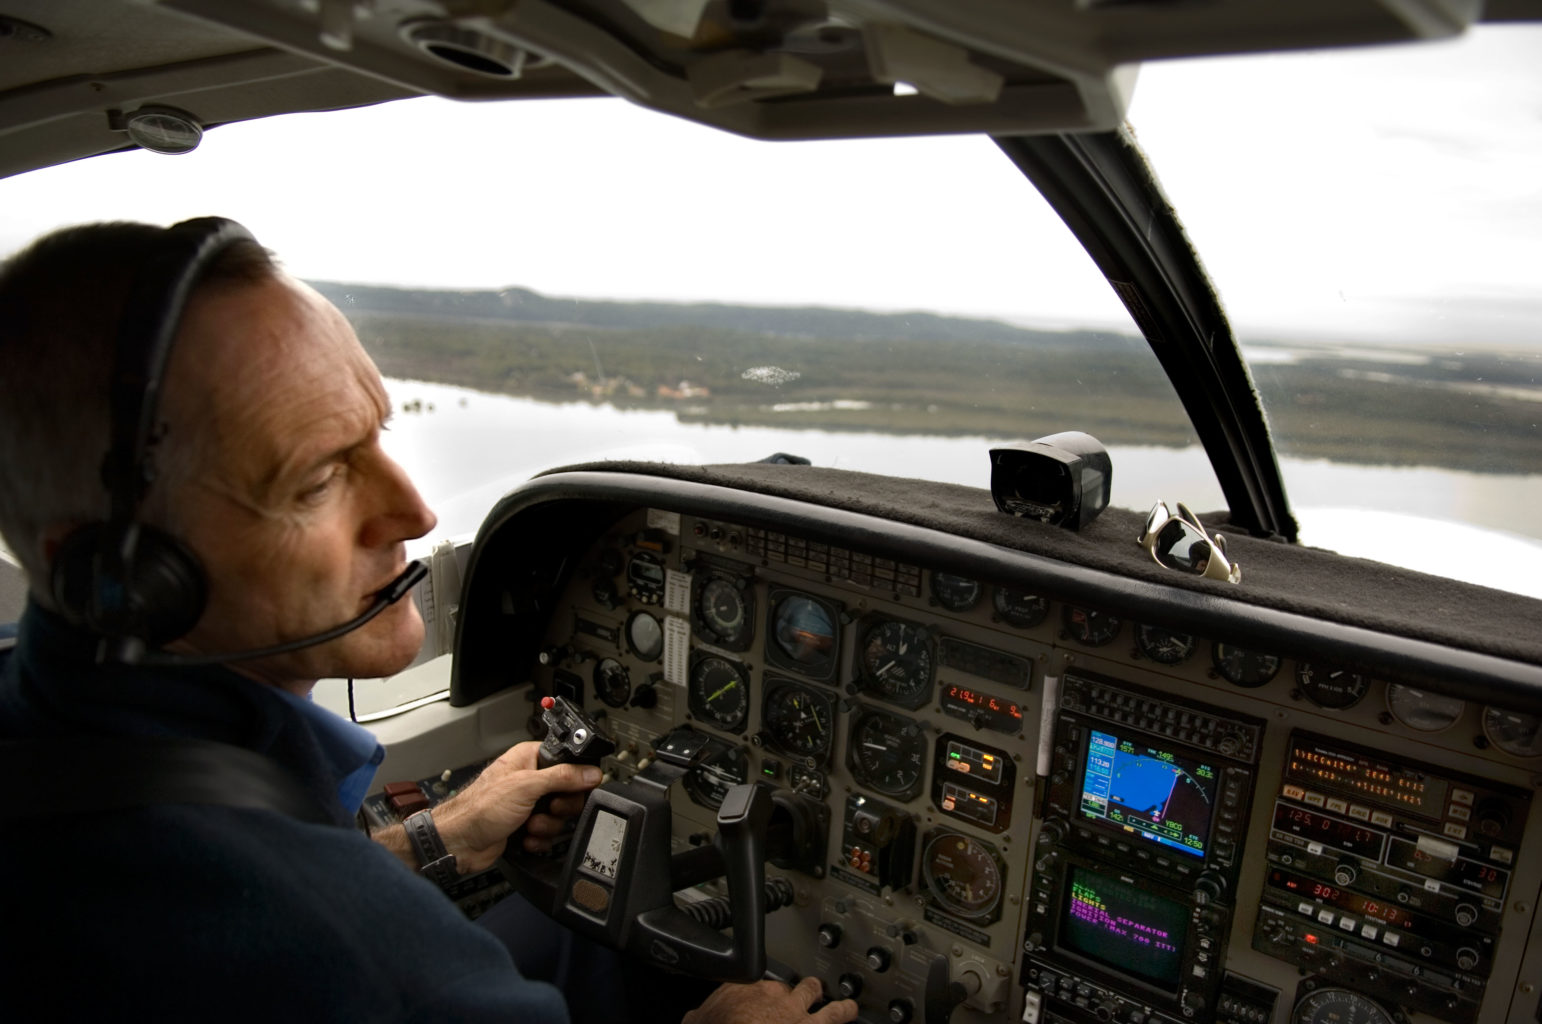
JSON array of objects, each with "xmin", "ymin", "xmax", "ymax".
[{"xmin": 361, "ymin": 448, "xmax": 438, "ymax": 547}]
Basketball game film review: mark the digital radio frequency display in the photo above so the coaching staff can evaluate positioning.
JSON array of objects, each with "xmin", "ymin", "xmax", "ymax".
[
  {"xmin": 1060, "ymin": 866, "xmax": 1188, "ymax": 990},
  {"xmin": 1080, "ymin": 730, "xmax": 1216, "ymax": 858}
]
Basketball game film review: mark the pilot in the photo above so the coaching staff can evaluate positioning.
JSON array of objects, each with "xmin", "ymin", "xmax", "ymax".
[{"xmin": 0, "ymin": 221, "xmax": 859, "ymax": 1024}]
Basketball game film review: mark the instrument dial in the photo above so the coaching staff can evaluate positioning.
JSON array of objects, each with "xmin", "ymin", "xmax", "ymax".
[
  {"xmin": 860, "ymin": 619, "xmax": 935, "ymax": 707},
  {"xmin": 594, "ymin": 657, "xmax": 631, "ymax": 708},
  {"xmin": 688, "ymin": 654, "xmax": 750, "ymax": 733},
  {"xmin": 695, "ymin": 575, "xmax": 753, "ymax": 650},
  {"xmin": 992, "ymin": 587, "xmax": 1048, "ymax": 628},
  {"xmin": 683, "ymin": 744, "xmax": 749, "ymax": 811},
  {"xmin": 763, "ymin": 681, "xmax": 836, "ymax": 762},
  {"xmin": 1063, "ymin": 605, "xmax": 1120, "ymax": 647},
  {"xmin": 1212, "ymin": 642, "xmax": 1281, "ymax": 687},
  {"xmin": 930, "ymin": 573, "xmax": 982, "ymax": 612},
  {"xmin": 848, "ymin": 708, "xmax": 927, "ymax": 799},
  {"xmin": 1291, "ymin": 989, "xmax": 1395, "ymax": 1024},
  {"xmin": 626, "ymin": 611, "xmax": 663, "ymax": 662},
  {"xmin": 1135, "ymin": 623, "xmax": 1196, "ymax": 665},
  {"xmin": 1296, "ymin": 663, "xmax": 1368, "ymax": 709},
  {"xmin": 1483, "ymin": 706, "xmax": 1542, "ymax": 758},
  {"xmin": 768, "ymin": 591, "xmax": 839, "ymax": 679},
  {"xmin": 1386, "ymin": 684, "xmax": 1464, "ymax": 732},
  {"xmin": 922, "ymin": 832, "xmax": 1005, "ymax": 922}
]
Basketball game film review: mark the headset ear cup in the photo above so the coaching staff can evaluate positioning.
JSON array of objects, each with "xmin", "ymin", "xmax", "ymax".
[{"xmin": 50, "ymin": 523, "xmax": 208, "ymax": 648}]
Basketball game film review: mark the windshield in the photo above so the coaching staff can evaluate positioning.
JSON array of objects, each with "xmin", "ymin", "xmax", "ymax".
[
  {"xmin": 3, "ymin": 24, "xmax": 1540, "ymax": 715},
  {"xmin": 1128, "ymin": 27, "xmax": 1542, "ymax": 591}
]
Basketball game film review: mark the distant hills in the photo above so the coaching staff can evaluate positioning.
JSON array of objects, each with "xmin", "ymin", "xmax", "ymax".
[{"xmin": 308, "ymin": 281, "xmax": 1134, "ymax": 352}]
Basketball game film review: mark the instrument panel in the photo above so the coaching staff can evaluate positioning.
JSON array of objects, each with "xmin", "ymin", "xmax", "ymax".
[{"xmin": 508, "ymin": 502, "xmax": 1542, "ymax": 1024}]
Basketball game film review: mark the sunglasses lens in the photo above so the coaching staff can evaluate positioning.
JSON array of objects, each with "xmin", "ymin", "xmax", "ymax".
[{"xmin": 1153, "ymin": 518, "xmax": 1213, "ymax": 575}]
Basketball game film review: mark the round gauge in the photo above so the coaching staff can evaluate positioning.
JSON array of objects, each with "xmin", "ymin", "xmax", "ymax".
[
  {"xmin": 696, "ymin": 576, "xmax": 752, "ymax": 648},
  {"xmin": 688, "ymin": 655, "xmax": 750, "ymax": 732},
  {"xmin": 763, "ymin": 681, "xmax": 836, "ymax": 761},
  {"xmin": 1296, "ymin": 663, "xmax": 1369, "ymax": 710},
  {"xmin": 1062, "ymin": 605, "xmax": 1121, "ymax": 647},
  {"xmin": 922, "ymin": 832, "xmax": 1005, "ymax": 922},
  {"xmin": 770, "ymin": 593, "xmax": 837, "ymax": 673},
  {"xmin": 1212, "ymin": 642, "xmax": 1281, "ymax": 688},
  {"xmin": 1135, "ymin": 623, "xmax": 1196, "ymax": 665},
  {"xmin": 594, "ymin": 657, "xmax": 632, "ymax": 708},
  {"xmin": 930, "ymin": 573, "xmax": 982, "ymax": 612},
  {"xmin": 1483, "ymin": 706, "xmax": 1542, "ymax": 758},
  {"xmin": 627, "ymin": 551, "xmax": 666, "ymax": 604},
  {"xmin": 683, "ymin": 745, "xmax": 749, "ymax": 810},
  {"xmin": 1386, "ymin": 684, "xmax": 1465, "ymax": 732},
  {"xmin": 1291, "ymin": 988, "xmax": 1395, "ymax": 1024},
  {"xmin": 627, "ymin": 611, "xmax": 664, "ymax": 662},
  {"xmin": 848, "ymin": 708, "xmax": 927, "ymax": 799},
  {"xmin": 861, "ymin": 620, "xmax": 935, "ymax": 706},
  {"xmin": 992, "ymin": 587, "xmax": 1048, "ymax": 628}
]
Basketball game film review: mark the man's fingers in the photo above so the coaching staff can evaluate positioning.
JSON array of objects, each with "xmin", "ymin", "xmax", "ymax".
[
  {"xmin": 811, "ymin": 998, "xmax": 860, "ymax": 1024},
  {"xmin": 791, "ymin": 976, "xmax": 823, "ymax": 1011}
]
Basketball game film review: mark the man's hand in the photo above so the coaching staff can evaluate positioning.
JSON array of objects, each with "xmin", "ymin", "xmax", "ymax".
[
  {"xmin": 682, "ymin": 977, "xmax": 860, "ymax": 1024},
  {"xmin": 376, "ymin": 741, "xmax": 601, "ymax": 876}
]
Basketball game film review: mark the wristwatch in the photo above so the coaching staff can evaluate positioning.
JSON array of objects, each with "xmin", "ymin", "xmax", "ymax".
[{"xmin": 402, "ymin": 809, "xmax": 459, "ymax": 889}]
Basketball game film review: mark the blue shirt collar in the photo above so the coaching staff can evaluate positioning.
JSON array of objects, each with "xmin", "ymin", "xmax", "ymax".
[{"xmin": 271, "ymin": 688, "xmax": 385, "ymax": 815}]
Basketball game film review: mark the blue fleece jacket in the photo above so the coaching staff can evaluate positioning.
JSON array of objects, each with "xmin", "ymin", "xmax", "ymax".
[{"xmin": 0, "ymin": 602, "xmax": 569, "ymax": 1023}]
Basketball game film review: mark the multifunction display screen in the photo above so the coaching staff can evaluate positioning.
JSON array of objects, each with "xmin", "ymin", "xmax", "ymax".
[
  {"xmin": 1060, "ymin": 866, "xmax": 1188, "ymax": 990},
  {"xmin": 1079, "ymin": 730, "xmax": 1217, "ymax": 858}
]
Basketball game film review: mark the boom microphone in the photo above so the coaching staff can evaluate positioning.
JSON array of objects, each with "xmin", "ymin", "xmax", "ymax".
[{"xmin": 136, "ymin": 561, "xmax": 429, "ymax": 667}]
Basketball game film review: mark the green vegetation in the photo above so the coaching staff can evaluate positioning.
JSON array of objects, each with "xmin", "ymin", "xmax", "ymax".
[{"xmin": 318, "ymin": 282, "xmax": 1542, "ymax": 475}]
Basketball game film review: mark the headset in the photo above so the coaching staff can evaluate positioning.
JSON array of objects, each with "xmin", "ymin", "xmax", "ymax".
[{"xmin": 48, "ymin": 217, "xmax": 425, "ymax": 667}]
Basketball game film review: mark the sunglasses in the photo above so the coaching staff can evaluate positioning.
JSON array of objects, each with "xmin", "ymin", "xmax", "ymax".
[{"xmin": 1138, "ymin": 501, "xmax": 1242, "ymax": 584}]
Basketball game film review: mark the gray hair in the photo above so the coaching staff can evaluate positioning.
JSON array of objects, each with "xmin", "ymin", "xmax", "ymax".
[{"xmin": 0, "ymin": 221, "xmax": 277, "ymax": 599}]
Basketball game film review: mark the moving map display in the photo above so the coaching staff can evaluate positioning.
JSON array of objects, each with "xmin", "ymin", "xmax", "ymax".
[{"xmin": 1079, "ymin": 729, "xmax": 1216, "ymax": 858}]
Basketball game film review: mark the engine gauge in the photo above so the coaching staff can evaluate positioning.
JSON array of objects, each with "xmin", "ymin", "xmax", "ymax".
[
  {"xmin": 694, "ymin": 573, "xmax": 754, "ymax": 651},
  {"xmin": 1062, "ymin": 605, "xmax": 1120, "ymax": 647},
  {"xmin": 1483, "ymin": 706, "xmax": 1542, "ymax": 758},
  {"xmin": 860, "ymin": 619, "xmax": 935, "ymax": 708},
  {"xmin": 688, "ymin": 653, "xmax": 750, "ymax": 733},
  {"xmin": 1386, "ymin": 684, "xmax": 1465, "ymax": 732},
  {"xmin": 763, "ymin": 680, "xmax": 836, "ymax": 762},
  {"xmin": 594, "ymin": 657, "xmax": 632, "ymax": 708},
  {"xmin": 1135, "ymin": 623, "xmax": 1195, "ymax": 665},
  {"xmin": 1211, "ymin": 642, "xmax": 1281, "ymax": 687},
  {"xmin": 1291, "ymin": 988, "xmax": 1395, "ymax": 1024},
  {"xmin": 626, "ymin": 610, "xmax": 664, "ymax": 662},
  {"xmin": 683, "ymin": 744, "xmax": 749, "ymax": 810},
  {"xmin": 1296, "ymin": 662, "xmax": 1368, "ymax": 710},
  {"xmin": 922, "ymin": 831, "xmax": 1005, "ymax": 923},
  {"xmin": 992, "ymin": 587, "xmax": 1048, "ymax": 628},
  {"xmin": 848, "ymin": 708, "xmax": 927, "ymax": 800},
  {"xmin": 930, "ymin": 572, "xmax": 982, "ymax": 612},
  {"xmin": 766, "ymin": 590, "xmax": 840, "ymax": 681}
]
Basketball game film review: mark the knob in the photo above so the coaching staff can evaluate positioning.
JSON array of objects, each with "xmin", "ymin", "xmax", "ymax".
[
  {"xmin": 1193, "ymin": 873, "xmax": 1226, "ymax": 906},
  {"xmin": 887, "ymin": 999, "xmax": 914, "ymax": 1024},
  {"xmin": 817, "ymin": 923, "xmax": 842, "ymax": 949},
  {"xmin": 1475, "ymin": 800, "xmax": 1511, "ymax": 837},
  {"xmin": 837, "ymin": 974, "xmax": 863, "ymax": 1000},
  {"xmin": 1037, "ymin": 820, "xmax": 1068, "ymax": 847},
  {"xmin": 1334, "ymin": 861, "xmax": 1359, "ymax": 886},
  {"xmin": 629, "ymin": 684, "xmax": 658, "ymax": 710},
  {"xmin": 1456, "ymin": 947, "xmax": 1479, "ymax": 971},
  {"xmin": 1454, "ymin": 903, "xmax": 1478, "ymax": 927},
  {"xmin": 865, "ymin": 947, "xmax": 892, "ymax": 973},
  {"xmin": 1216, "ymin": 733, "xmax": 1241, "ymax": 756}
]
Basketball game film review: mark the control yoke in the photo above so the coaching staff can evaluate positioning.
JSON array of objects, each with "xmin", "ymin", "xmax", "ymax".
[{"xmin": 506, "ymin": 697, "xmax": 776, "ymax": 982}]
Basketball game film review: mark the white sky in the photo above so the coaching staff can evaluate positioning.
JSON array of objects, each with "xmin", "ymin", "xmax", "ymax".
[{"xmin": 0, "ymin": 25, "xmax": 1538, "ymax": 347}]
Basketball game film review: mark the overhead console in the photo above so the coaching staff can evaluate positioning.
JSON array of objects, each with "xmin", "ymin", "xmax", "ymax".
[{"xmin": 448, "ymin": 466, "xmax": 1542, "ymax": 1024}]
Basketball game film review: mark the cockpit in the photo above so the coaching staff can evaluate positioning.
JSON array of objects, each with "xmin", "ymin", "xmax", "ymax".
[{"xmin": 1, "ymin": 3, "xmax": 1540, "ymax": 1024}]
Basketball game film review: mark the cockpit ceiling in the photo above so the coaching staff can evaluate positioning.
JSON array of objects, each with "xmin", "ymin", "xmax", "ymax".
[{"xmin": 0, "ymin": 0, "xmax": 1531, "ymax": 180}]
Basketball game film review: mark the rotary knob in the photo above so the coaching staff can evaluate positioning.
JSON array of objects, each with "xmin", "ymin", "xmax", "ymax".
[
  {"xmin": 1334, "ymin": 861, "xmax": 1359, "ymax": 886},
  {"xmin": 837, "ymin": 974, "xmax": 863, "ymax": 1000},
  {"xmin": 865, "ymin": 947, "xmax": 892, "ymax": 973},
  {"xmin": 816, "ymin": 923, "xmax": 842, "ymax": 949}
]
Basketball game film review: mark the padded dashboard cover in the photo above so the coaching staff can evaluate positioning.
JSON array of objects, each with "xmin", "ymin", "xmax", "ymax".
[{"xmin": 539, "ymin": 460, "xmax": 1542, "ymax": 670}]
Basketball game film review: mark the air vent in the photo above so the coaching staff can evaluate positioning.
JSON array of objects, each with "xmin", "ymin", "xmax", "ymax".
[{"xmin": 400, "ymin": 21, "xmax": 540, "ymax": 78}]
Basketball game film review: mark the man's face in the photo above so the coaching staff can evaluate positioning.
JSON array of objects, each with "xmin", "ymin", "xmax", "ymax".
[{"xmin": 164, "ymin": 273, "xmax": 437, "ymax": 692}]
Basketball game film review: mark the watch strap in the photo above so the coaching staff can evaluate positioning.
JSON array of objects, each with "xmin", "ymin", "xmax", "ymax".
[{"xmin": 402, "ymin": 809, "xmax": 459, "ymax": 889}]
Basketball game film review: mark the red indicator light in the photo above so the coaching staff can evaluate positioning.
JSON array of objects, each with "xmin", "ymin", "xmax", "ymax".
[{"xmin": 1304, "ymin": 934, "xmax": 1319, "ymax": 944}]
